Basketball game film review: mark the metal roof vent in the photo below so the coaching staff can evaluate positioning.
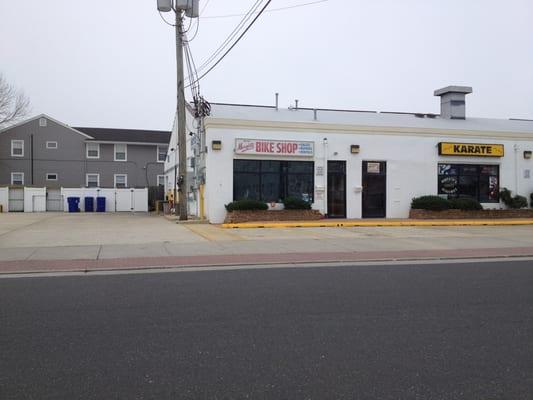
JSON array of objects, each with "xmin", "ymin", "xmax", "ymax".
[{"xmin": 434, "ymin": 86, "xmax": 472, "ymax": 120}]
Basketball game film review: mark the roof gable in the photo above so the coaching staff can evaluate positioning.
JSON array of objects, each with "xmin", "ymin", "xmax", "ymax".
[{"xmin": 0, "ymin": 113, "xmax": 94, "ymax": 138}]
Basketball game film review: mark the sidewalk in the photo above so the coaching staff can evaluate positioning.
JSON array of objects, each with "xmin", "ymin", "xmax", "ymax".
[
  {"xmin": 2, "ymin": 246, "xmax": 533, "ymax": 275},
  {"xmin": 2, "ymin": 213, "xmax": 533, "ymax": 275}
]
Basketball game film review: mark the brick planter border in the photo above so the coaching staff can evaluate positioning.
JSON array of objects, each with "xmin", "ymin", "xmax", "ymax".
[
  {"xmin": 224, "ymin": 209, "xmax": 323, "ymax": 224},
  {"xmin": 409, "ymin": 209, "xmax": 533, "ymax": 219}
]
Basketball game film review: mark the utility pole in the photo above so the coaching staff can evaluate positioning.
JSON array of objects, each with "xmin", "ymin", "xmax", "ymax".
[
  {"xmin": 158, "ymin": 0, "xmax": 199, "ymax": 220},
  {"xmin": 175, "ymin": 10, "xmax": 188, "ymax": 220}
]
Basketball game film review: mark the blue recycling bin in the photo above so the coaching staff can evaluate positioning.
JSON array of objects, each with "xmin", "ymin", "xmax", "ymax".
[
  {"xmin": 67, "ymin": 197, "xmax": 80, "ymax": 213},
  {"xmin": 84, "ymin": 197, "xmax": 94, "ymax": 212},
  {"xmin": 96, "ymin": 197, "xmax": 106, "ymax": 212}
]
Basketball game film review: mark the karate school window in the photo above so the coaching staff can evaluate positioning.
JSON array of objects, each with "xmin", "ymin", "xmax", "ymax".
[
  {"xmin": 233, "ymin": 160, "xmax": 314, "ymax": 203},
  {"xmin": 438, "ymin": 164, "xmax": 499, "ymax": 203}
]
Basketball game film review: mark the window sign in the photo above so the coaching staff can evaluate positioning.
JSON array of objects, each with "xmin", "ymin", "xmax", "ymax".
[
  {"xmin": 235, "ymin": 139, "xmax": 314, "ymax": 157},
  {"xmin": 366, "ymin": 162, "xmax": 381, "ymax": 173},
  {"xmin": 438, "ymin": 163, "xmax": 499, "ymax": 203}
]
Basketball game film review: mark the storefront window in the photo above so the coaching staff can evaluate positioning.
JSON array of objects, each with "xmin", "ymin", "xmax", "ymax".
[
  {"xmin": 438, "ymin": 163, "xmax": 499, "ymax": 203},
  {"xmin": 234, "ymin": 160, "xmax": 314, "ymax": 202}
]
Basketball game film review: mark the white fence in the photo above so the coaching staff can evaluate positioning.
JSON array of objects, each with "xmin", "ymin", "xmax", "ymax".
[
  {"xmin": 24, "ymin": 187, "xmax": 46, "ymax": 212},
  {"xmin": 0, "ymin": 187, "xmax": 8, "ymax": 212},
  {"xmin": 61, "ymin": 188, "xmax": 148, "ymax": 212},
  {"xmin": 0, "ymin": 187, "xmax": 148, "ymax": 213}
]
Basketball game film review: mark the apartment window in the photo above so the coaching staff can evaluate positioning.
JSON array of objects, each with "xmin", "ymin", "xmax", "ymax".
[
  {"xmin": 11, "ymin": 172, "xmax": 24, "ymax": 185},
  {"xmin": 114, "ymin": 144, "xmax": 127, "ymax": 161},
  {"xmin": 157, "ymin": 146, "xmax": 168, "ymax": 162},
  {"xmin": 114, "ymin": 174, "xmax": 127, "ymax": 188},
  {"xmin": 11, "ymin": 140, "xmax": 24, "ymax": 157},
  {"xmin": 438, "ymin": 163, "xmax": 500, "ymax": 203},
  {"xmin": 157, "ymin": 175, "xmax": 165, "ymax": 187},
  {"xmin": 46, "ymin": 173, "xmax": 58, "ymax": 181},
  {"xmin": 39, "ymin": 117, "xmax": 47, "ymax": 127},
  {"xmin": 46, "ymin": 141, "xmax": 58, "ymax": 149},
  {"xmin": 86, "ymin": 174, "xmax": 100, "ymax": 188},
  {"xmin": 86, "ymin": 143, "xmax": 100, "ymax": 158}
]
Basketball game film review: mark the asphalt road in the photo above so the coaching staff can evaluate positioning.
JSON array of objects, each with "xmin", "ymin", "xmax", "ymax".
[{"xmin": 1, "ymin": 261, "xmax": 533, "ymax": 399}]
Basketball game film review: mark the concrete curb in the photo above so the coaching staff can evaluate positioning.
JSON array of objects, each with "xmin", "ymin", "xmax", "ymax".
[{"xmin": 221, "ymin": 219, "xmax": 533, "ymax": 229}]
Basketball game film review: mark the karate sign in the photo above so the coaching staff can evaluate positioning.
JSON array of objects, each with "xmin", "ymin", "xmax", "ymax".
[
  {"xmin": 235, "ymin": 139, "xmax": 314, "ymax": 157},
  {"xmin": 438, "ymin": 142, "xmax": 504, "ymax": 157}
]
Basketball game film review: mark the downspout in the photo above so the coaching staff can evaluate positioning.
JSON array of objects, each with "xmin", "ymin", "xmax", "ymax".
[
  {"xmin": 323, "ymin": 138, "xmax": 328, "ymax": 217},
  {"xmin": 514, "ymin": 144, "xmax": 519, "ymax": 195},
  {"xmin": 30, "ymin": 134, "xmax": 34, "ymax": 185}
]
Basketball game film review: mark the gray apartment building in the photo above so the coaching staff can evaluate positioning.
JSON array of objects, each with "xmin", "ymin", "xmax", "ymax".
[{"xmin": 0, "ymin": 114, "xmax": 170, "ymax": 190}]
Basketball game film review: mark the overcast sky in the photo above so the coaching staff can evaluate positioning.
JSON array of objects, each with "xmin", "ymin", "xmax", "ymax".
[{"xmin": 1, "ymin": 0, "xmax": 532, "ymax": 131}]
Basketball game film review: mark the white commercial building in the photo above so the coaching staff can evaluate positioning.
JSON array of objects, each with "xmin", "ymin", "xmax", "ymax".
[{"xmin": 167, "ymin": 87, "xmax": 533, "ymax": 223}]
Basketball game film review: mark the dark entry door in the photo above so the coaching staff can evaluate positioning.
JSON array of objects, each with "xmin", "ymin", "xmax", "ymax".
[
  {"xmin": 327, "ymin": 161, "xmax": 346, "ymax": 218},
  {"xmin": 362, "ymin": 161, "xmax": 387, "ymax": 218}
]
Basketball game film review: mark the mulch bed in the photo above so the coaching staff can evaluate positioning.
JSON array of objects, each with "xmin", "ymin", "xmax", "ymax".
[
  {"xmin": 224, "ymin": 209, "xmax": 323, "ymax": 224},
  {"xmin": 409, "ymin": 209, "xmax": 533, "ymax": 219}
]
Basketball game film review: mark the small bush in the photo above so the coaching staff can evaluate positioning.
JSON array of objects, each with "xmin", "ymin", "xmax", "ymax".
[
  {"xmin": 530, "ymin": 193, "xmax": 533, "ymax": 207},
  {"xmin": 500, "ymin": 188, "xmax": 528, "ymax": 209},
  {"xmin": 449, "ymin": 197, "xmax": 483, "ymax": 211},
  {"xmin": 283, "ymin": 196, "xmax": 311, "ymax": 210},
  {"xmin": 225, "ymin": 199, "xmax": 268, "ymax": 212},
  {"xmin": 511, "ymin": 195, "xmax": 528, "ymax": 209},
  {"xmin": 411, "ymin": 195, "xmax": 450, "ymax": 211}
]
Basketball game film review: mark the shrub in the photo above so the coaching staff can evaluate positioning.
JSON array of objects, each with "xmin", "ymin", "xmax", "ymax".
[
  {"xmin": 449, "ymin": 197, "xmax": 483, "ymax": 211},
  {"xmin": 283, "ymin": 196, "xmax": 311, "ymax": 210},
  {"xmin": 530, "ymin": 193, "xmax": 533, "ymax": 208},
  {"xmin": 411, "ymin": 195, "xmax": 450, "ymax": 211},
  {"xmin": 500, "ymin": 188, "xmax": 528, "ymax": 209},
  {"xmin": 225, "ymin": 199, "xmax": 268, "ymax": 212}
]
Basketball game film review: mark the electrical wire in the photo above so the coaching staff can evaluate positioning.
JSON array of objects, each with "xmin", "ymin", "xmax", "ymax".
[
  {"xmin": 202, "ymin": 0, "xmax": 329, "ymax": 19},
  {"xmin": 189, "ymin": 0, "xmax": 264, "ymax": 77},
  {"xmin": 186, "ymin": 0, "xmax": 273, "ymax": 88},
  {"xmin": 158, "ymin": 10, "xmax": 175, "ymax": 27},
  {"xmin": 200, "ymin": 0, "xmax": 212, "ymax": 15}
]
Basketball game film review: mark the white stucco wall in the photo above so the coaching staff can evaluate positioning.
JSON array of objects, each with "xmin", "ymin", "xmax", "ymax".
[{"xmin": 202, "ymin": 126, "xmax": 533, "ymax": 224}]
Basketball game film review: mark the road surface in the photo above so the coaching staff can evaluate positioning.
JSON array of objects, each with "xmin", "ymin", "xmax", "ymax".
[{"xmin": 1, "ymin": 260, "xmax": 533, "ymax": 399}]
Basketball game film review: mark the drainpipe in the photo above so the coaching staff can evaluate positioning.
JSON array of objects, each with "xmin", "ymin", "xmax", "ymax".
[
  {"xmin": 323, "ymin": 138, "xmax": 328, "ymax": 217},
  {"xmin": 30, "ymin": 134, "xmax": 34, "ymax": 185},
  {"xmin": 514, "ymin": 144, "xmax": 519, "ymax": 195}
]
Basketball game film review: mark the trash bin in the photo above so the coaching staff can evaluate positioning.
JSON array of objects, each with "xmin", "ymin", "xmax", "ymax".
[
  {"xmin": 96, "ymin": 197, "xmax": 106, "ymax": 212},
  {"xmin": 67, "ymin": 197, "xmax": 80, "ymax": 213},
  {"xmin": 84, "ymin": 197, "xmax": 94, "ymax": 212}
]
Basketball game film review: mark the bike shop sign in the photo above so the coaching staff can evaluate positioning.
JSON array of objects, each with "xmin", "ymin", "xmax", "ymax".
[{"xmin": 235, "ymin": 139, "xmax": 314, "ymax": 157}]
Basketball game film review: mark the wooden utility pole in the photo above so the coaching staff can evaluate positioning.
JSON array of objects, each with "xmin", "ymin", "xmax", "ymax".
[{"xmin": 175, "ymin": 10, "xmax": 188, "ymax": 220}]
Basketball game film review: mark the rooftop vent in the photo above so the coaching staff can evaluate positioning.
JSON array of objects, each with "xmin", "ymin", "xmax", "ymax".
[{"xmin": 434, "ymin": 86, "xmax": 472, "ymax": 120}]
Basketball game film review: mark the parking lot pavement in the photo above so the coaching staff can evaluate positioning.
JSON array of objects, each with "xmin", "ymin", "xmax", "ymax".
[
  {"xmin": 3, "ymin": 213, "xmax": 533, "ymax": 266},
  {"xmin": 0, "ymin": 213, "xmax": 206, "ymax": 248}
]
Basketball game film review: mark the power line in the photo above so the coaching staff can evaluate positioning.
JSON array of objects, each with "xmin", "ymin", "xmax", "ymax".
[
  {"xmin": 202, "ymin": 0, "xmax": 329, "ymax": 19},
  {"xmin": 186, "ymin": 0, "xmax": 273, "ymax": 88},
  {"xmin": 192, "ymin": 0, "xmax": 264, "ymax": 76}
]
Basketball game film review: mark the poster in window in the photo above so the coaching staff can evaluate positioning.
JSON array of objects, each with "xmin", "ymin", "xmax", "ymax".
[
  {"xmin": 488, "ymin": 176, "xmax": 499, "ymax": 201},
  {"xmin": 439, "ymin": 176, "xmax": 458, "ymax": 195},
  {"xmin": 367, "ymin": 162, "xmax": 380, "ymax": 174}
]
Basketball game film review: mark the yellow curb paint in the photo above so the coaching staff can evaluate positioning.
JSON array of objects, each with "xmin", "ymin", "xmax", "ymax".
[{"xmin": 221, "ymin": 219, "xmax": 533, "ymax": 229}]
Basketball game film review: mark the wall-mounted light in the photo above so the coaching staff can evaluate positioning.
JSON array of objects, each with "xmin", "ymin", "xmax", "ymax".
[
  {"xmin": 524, "ymin": 150, "xmax": 532, "ymax": 159},
  {"xmin": 351, "ymin": 145, "xmax": 360, "ymax": 154},
  {"xmin": 212, "ymin": 140, "xmax": 222, "ymax": 151}
]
